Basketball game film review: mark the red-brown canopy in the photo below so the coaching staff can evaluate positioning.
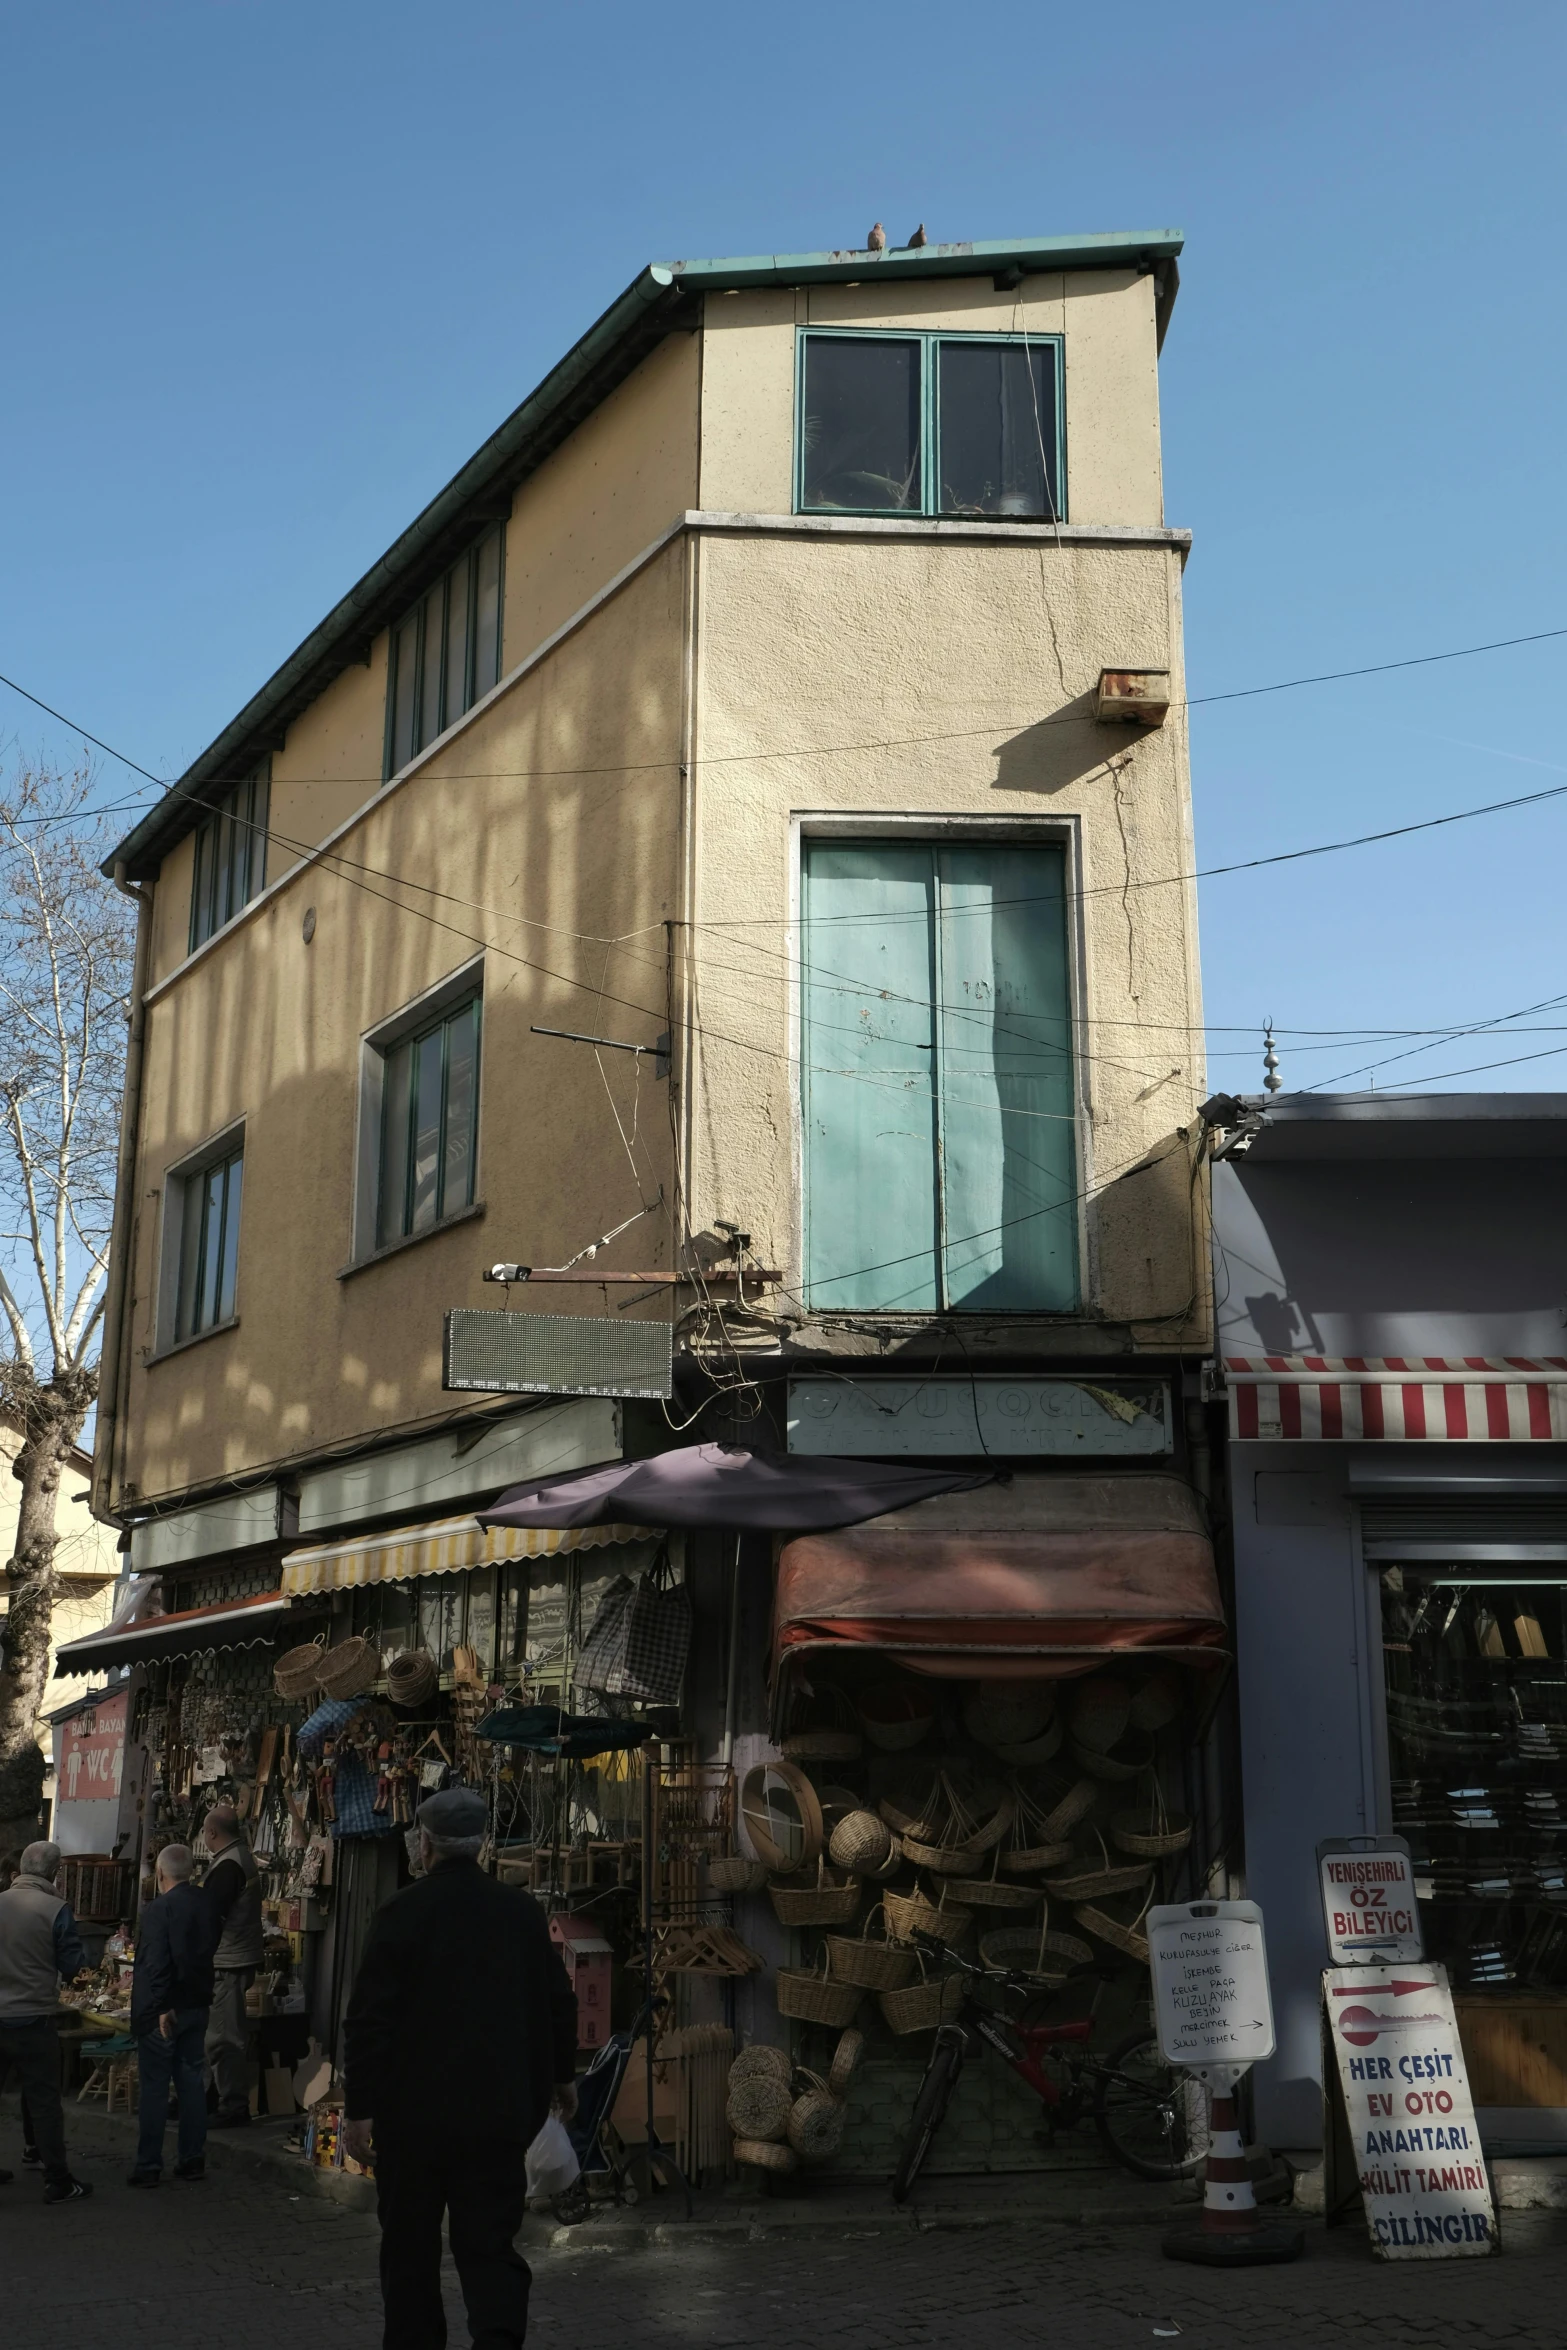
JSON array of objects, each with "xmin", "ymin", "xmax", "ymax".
[{"xmin": 774, "ymin": 1472, "xmax": 1225, "ymax": 1681}]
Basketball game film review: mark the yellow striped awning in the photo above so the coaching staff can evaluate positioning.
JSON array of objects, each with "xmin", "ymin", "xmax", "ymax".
[{"xmin": 280, "ymin": 1516, "xmax": 659, "ymax": 1599}]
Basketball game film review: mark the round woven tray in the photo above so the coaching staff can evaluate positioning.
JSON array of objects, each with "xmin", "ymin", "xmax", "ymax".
[
  {"xmin": 740, "ymin": 1760, "xmax": 824, "ymax": 1874},
  {"xmin": 986, "ymin": 1719, "xmax": 1065, "ymax": 1768},
  {"xmin": 726, "ymin": 2072, "xmax": 791, "ymax": 2140},
  {"xmin": 733, "ymin": 2137, "xmax": 797, "ymax": 2173}
]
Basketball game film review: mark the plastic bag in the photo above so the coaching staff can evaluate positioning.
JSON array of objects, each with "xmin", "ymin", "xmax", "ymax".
[{"xmin": 525, "ymin": 2111, "xmax": 580, "ymax": 2201}]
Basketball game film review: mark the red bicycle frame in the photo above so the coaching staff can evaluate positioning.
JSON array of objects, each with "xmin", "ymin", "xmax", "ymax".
[{"xmin": 962, "ymin": 2006, "xmax": 1095, "ymax": 2108}]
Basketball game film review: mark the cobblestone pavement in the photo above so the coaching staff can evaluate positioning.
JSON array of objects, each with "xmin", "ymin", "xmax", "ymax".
[{"xmin": 8, "ymin": 2097, "xmax": 1567, "ymax": 2350}]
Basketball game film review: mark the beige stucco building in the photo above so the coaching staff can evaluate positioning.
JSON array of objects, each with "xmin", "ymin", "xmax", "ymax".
[{"xmin": 94, "ymin": 231, "xmax": 1209, "ymax": 1544}]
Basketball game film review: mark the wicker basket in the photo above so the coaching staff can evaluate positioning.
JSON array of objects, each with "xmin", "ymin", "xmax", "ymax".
[
  {"xmin": 956, "ymin": 1868, "xmax": 1041, "ymax": 1911},
  {"xmin": 1043, "ymin": 1830, "xmax": 1153, "ymax": 1903},
  {"xmin": 782, "ymin": 1728, "xmax": 863, "ymax": 1763},
  {"xmin": 1075, "ymin": 1892, "xmax": 1152, "ymax": 1965},
  {"xmin": 858, "ymin": 1686, "xmax": 935, "ymax": 1752},
  {"xmin": 824, "ymin": 1906, "xmax": 920, "ymax": 1992},
  {"xmin": 726, "ymin": 2071, "xmax": 792, "ymax": 2140},
  {"xmin": 1037, "ymin": 1776, "xmax": 1099, "ymax": 1842},
  {"xmin": 1001, "ymin": 1838, "xmax": 1076, "ymax": 1877},
  {"xmin": 768, "ymin": 1857, "xmax": 863, "ymax": 1929},
  {"xmin": 978, "ymin": 1924, "xmax": 1093, "ymax": 1979},
  {"xmin": 961, "ymin": 1683, "xmax": 1056, "ymax": 1749},
  {"xmin": 317, "ymin": 1637, "xmax": 382, "ymax": 1701},
  {"xmin": 827, "ymin": 2027, "xmax": 865, "ymax": 2099},
  {"xmin": 775, "ymin": 1953, "xmax": 864, "ymax": 2030},
  {"xmin": 788, "ymin": 2071, "xmax": 848, "ymax": 2162},
  {"xmin": 883, "ymin": 1882, "xmax": 973, "ymax": 1949},
  {"xmin": 273, "ymin": 1641, "xmax": 326, "ymax": 1703},
  {"xmin": 1110, "ymin": 1808, "xmax": 1192, "ymax": 1860},
  {"xmin": 385, "ymin": 1648, "xmax": 438, "ymax": 1709},
  {"xmin": 733, "ymin": 2137, "xmax": 798, "ymax": 2173},
  {"xmin": 1071, "ymin": 1734, "xmax": 1154, "ymax": 1785},
  {"xmin": 710, "ymin": 1855, "xmax": 769, "ymax": 1895},
  {"xmin": 828, "ymin": 1809, "xmax": 894, "ymax": 1877},
  {"xmin": 900, "ymin": 1834, "xmax": 982, "ymax": 1877},
  {"xmin": 879, "ymin": 1956, "xmax": 967, "ymax": 2036}
]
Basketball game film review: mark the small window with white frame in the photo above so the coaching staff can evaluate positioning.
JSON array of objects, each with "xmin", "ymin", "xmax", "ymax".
[
  {"xmin": 354, "ymin": 962, "xmax": 483, "ymax": 1262},
  {"xmin": 157, "ymin": 1125, "xmax": 246, "ymax": 1350}
]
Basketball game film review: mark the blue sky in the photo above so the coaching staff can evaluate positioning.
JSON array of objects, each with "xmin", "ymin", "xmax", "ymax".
[{"xmin": 3, "ymin": 2, "xmax": 1564, "ymax": 1096}]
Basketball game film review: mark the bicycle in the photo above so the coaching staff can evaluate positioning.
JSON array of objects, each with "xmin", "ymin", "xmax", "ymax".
[{"xmin": 891, "ymin": 1934, "xmax": 1208, "ymax": 2203}]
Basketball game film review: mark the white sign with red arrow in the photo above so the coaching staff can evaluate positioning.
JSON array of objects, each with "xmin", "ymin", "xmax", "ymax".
[{"xmin": 1324, "ymin": 1960, "xmax": 1495, "ymax": 2259}]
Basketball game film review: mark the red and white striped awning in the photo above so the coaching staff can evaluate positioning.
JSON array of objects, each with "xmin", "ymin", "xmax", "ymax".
[{"xmin": 1226, "ymin": 1357, "xmax": 1567, "ymax": 1442}]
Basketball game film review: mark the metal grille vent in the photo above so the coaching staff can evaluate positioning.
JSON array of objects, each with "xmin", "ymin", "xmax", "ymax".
[
  {"xmin": 1361, "ymin": 1495, "xmax": 1567, "ymax": 1561},
  {"xmin": 443, "ymin": 1309, "xmax": 673, "ymax": 1400}
]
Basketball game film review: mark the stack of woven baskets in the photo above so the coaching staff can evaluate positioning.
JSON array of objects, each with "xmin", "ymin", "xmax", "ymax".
[
  {"xmin": 273, "ymin": 1634, "xmax": 383, "ymax": 1705},
  {"xmin": 727, "ymin": 2031, "xmax": 863, "ymax": 2174}
]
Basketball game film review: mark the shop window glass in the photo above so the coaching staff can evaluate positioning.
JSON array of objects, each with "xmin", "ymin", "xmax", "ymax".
[{"xmin": 1382, "ymin": 1566, "xmax": 1567, "ymax": 1992}]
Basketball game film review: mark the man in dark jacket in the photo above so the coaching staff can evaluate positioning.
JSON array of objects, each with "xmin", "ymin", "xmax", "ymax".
[
  {"xmin": 0, "ymin": 1841, "xmax": 93, "ymax": 2201},
  {"xmin": 127, "ymin": 1843, "xmax": 220, "ymax": 2186},
  {"xmin": 200, "ymin": 1802, "xmax": 264, "ymax": 2126},
  {"xmin": 342, "ymin": 1788, "xmax": 578, "ymax": 2350}
]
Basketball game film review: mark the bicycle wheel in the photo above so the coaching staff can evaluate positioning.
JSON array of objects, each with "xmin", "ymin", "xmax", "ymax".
[
  {"xmin": 1093, "ymin": 2029, "xmax": 1209, "ymax": 2181},
  {"xmin": 892, "ymin": 2036, "xmax": 963, "ymax": 2204}
]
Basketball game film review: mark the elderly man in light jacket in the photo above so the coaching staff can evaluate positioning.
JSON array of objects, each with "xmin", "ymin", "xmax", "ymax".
[{"xmin": 0, "ymin": 1842, "xmax": 94, "ymax": 2202}]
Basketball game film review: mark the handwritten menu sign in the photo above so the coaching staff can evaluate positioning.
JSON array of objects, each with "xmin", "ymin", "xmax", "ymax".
[
  {"xmin": 1148, "ymin": 1900, "xmax": 1276, "ymax": 2075},
  {"xmin": 1324, "ymin": 1960, "xmax": 1495, "ymax": 2259}
]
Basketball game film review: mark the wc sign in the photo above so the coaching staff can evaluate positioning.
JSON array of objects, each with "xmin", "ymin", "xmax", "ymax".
[{"xmin": 1318, "ymin": 1836, "xmax": 1424, "ymax": 1967}]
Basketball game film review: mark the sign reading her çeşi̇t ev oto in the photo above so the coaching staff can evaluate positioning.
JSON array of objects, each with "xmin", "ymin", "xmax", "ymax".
[
  {"xmin": 1324, "ymin": 1960, "xmax": 1495, "ymax": 2258},
  {"xmin": 1147, "ymin": 1900, "xmax": 1276, "ymax": 2076},
  {"xmin": 1318, "ymin": 1835, "xmax": 1424, "ymax": 1966}
]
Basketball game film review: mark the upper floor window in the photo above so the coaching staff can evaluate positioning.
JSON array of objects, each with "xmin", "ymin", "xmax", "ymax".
[
  {"xmin": 159, "ymin": 1129, "xmax": 245, "ymax": 1348},
  {"xmin": 386, "ymin": 528, "xmax": 504, "ymax": 776},
  {"xmin": 801, "ymin": 838, "xmax": 1077, "ymax": 1314},
  {"xmin": 797, "ymin": 331, "xmax": 1063, "ymax": 522},
  {"xmin": 189, "ymin": 763, "xmax": 269, "ymax": 952}
]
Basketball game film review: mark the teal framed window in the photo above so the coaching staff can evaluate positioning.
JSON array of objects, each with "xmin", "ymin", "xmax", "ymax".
[
  {"xmin": 174, "ymin": 1144, "xmax": 244, "ymax": 1342},
  {"xmin": 801, "ymin": 838, "xmax": 1078, "ymax": 1313},
  {"xmin": 796, "ymin": 331, "xmax": 1064, "ymax": 520},
  {"xmin": 375, "ymin": 995, "xmax": 482, "ymax": 1248},
  {"xmin": 385, "ymin": 527, "xmax": 505, "ymax": 777},
  {"xmin": 189, "ymin": 762, "xmax": 269, "ymax": 952}
]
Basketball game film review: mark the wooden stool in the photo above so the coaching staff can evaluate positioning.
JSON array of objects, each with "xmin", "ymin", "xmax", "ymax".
[{"xmin": 77, "ymin": 2035, "xmax": 137, "ymax": 2111}]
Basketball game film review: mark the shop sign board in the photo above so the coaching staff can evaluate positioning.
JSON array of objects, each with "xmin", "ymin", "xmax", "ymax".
[
  {"xmin": 58, "ymin": 1686, "xmax": 127, "ymax": 1807},
  {"xmin": 1323, "ymin": 1961, "xmax": 1495, "ymax": 2259},
  {"xmin": 1318, "ymin": 1836, "xmax": 1424, "ymax": 1966},
  {"xmin": 786, "ymin": 1375, "xmax": 1171, "ymax": 1457},
  {"xmin": 1148, "ymin": 1900, "xmax": 1275, "ymax": 2076}
]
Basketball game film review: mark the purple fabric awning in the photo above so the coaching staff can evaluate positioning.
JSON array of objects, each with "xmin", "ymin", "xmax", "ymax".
[{"xmin": 477, "ymin": 1443, "xmax": 990, "ymax": 1533}]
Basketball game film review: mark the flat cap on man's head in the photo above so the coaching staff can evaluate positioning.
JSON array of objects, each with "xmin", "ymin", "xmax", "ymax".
[{"xmin": 417, "ymin": 1787, "xmax": 487, "ymax": 1840}]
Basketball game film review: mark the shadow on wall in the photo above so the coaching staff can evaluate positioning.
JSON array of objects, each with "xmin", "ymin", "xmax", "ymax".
[{"xmin": 988, "ymin": 701, "xmax": 1108, "ymax": 795}]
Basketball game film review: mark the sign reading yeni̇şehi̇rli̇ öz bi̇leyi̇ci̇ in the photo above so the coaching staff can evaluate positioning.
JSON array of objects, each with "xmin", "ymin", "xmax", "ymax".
[
  {"xmin": 1325, "ymin": 1961, "xmax": 1495, "ymax": 2258},
  {"xmin": 1318, "ymin": 1836, "xmax": 1423, "ymax": 1968}
]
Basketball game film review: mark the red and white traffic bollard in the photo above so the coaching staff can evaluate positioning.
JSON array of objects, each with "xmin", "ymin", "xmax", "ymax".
[{"xmin": 1163, "ymin": 2073, "xmax": 1304, "ymax": 2266}]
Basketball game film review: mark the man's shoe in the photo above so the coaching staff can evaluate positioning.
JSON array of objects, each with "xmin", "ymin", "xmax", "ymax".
[
  {"xmin": 173, "ymin": 2158, "xmax": 205, "ymax": 2181},
  {"xmin": 209, "ymin": 2107, "xmax": 250, "ymax": 2129},
  {"xmin": 43, "ymin": 2178, "xmax": 94, "ymax": 2203},
  {"xmin": 126, "ymin": 2169, "xmax": 161, "ymax": 2189}
]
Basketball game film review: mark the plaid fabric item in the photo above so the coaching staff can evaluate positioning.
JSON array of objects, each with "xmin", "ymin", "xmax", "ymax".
[
  {"xmin": 575, "ymin": 1565, "xmax": 690, "ymax": 1706},
  {"xmin": 295, "ymin": 1696, "xmax": 363, "ymax": 1759},
  {"xmin": 329, "ymin": 1747, "xmax": 398, "ymax": 1839}
]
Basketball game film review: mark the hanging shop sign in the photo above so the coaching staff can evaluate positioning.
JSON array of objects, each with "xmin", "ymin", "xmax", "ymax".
[
  {"xmin": 1318, "ymin": 1837, "xmax": 1424, "ymax": 1967},
  {"xmin": 786, "ymin": 1375, "xmax": 1171, "ymax": 1457},
  {"xmin": 1323, "ymin": 1961, "xmax": 1495, "ymax": 2259},
  {"xmin": 1148, "ymin": 1899, "xmax": 1276, "ymax": 2077}
]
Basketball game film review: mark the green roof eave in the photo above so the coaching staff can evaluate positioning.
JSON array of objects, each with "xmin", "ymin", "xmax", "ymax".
[{"xmin": 108, "ymin": 230, "xmax": 1183, "ymax": 880}]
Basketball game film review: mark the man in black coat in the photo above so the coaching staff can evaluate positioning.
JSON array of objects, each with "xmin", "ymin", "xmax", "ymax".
[
  {"xmin": 342, "ymin": 1787, "xmax": 578, "ymax": 2350},
  {"xmin": 127, "ymin": 1842, "xmax": 220, "ymax": 2185}
]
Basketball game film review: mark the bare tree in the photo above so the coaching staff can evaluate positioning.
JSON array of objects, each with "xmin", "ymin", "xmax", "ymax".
[{"xmin": 0, "ymin": 761, "xmax": 132, "ymax": 1858}]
